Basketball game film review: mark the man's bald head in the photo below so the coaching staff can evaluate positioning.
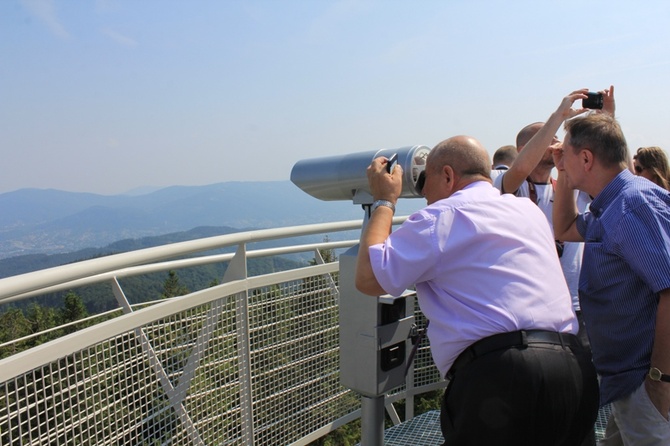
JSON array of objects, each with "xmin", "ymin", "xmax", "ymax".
[
  {"xmin": 516, "ymin": 122, "xmax": 544, "ymax": 150},
  {"xmin": 429, "ymin": 135, "xmax": 491, "ymax": 179}
]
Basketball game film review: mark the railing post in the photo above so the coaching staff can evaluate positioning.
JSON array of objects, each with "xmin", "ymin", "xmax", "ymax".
[
  {"xmin": 226, "ymin": 244, "xmax": 255, "ymax": 445},
  {"xmin": 235, "ymin": 288, "xmax": 254, "ymax": 445}
]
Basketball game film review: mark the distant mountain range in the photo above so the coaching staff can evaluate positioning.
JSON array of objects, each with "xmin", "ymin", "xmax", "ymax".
[{"xmin": 0, "ymin": 181, "xmax": 425, "ymax": 265}]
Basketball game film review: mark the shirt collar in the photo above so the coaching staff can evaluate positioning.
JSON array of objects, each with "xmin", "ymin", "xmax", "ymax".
[
  {"xmin": 460, "ymin": 180, "xmax": 501, "ymax": 198},
  {"xmin": 463, "ymin": 180, "xmax": 494, "ymax": 190},
  {"xmin": 589, "ymin": 169, "xmax": 632, "ymax": 217}
]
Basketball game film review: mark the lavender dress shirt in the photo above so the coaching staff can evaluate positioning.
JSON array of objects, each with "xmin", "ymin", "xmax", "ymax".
[{"xmin": 369, "ymin": 181, "xmax": 577, "ymax": 376}]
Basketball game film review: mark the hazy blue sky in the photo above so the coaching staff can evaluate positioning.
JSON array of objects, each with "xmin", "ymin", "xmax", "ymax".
[{"xmin": 2, "ymin": 0, "xmax": 670, "ymax": 195}]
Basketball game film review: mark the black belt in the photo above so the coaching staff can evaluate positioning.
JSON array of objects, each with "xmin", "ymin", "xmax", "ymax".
[{"xmin": 446, "ymin": 329, "xmax": 580, "ymax": 380}]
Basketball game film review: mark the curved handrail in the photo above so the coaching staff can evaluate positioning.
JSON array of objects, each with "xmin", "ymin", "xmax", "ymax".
[
  {"xmin": 2, "ymin": 239, "xmax": 358, "ymax": 304},
  {"xmin": 0, "ymin": 220, "xmax": 354, "ymax": 301}
]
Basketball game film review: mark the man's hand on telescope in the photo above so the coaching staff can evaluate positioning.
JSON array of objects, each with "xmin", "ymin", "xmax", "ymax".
[
  {"xmin": 355, "ymin": 156, "xmax": 403, "ymax": 296},
  {"xmin": 367, "ymin": 156, "xmax": 403, "ymax": 203}
]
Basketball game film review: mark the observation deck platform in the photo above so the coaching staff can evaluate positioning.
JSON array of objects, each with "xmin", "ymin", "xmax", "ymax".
[{"xmin": 0, "ymin": 218, "xmax": 612, "ymax": 445}]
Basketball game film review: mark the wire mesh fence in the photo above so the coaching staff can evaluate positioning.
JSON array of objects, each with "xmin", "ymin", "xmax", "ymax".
[{"xmin": 0, "ymin": 263, "xmax": 442, "ymax": 446}]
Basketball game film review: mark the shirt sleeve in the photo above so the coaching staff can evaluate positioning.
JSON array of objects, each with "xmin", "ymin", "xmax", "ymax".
[
  {"xmin": 368, "ymin": 210, "xmax": 439, "ymax": 297},
  {"xmin": 492, "ymin": 172, "xmax": 505, "ymax": 193},
  {"xmin": 613, "ymin": 203, "xmax": 670, "ymax": 293}
]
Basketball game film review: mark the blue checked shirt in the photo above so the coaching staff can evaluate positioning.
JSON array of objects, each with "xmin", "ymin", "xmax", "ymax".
[{"xmin": 576, "ymin": 169, "xmax": 670, "ymax": 405}]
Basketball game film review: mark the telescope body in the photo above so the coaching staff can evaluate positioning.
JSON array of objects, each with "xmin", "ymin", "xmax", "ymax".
[{"xmin": 290, "ymin": 145, "xmax": 431, "ymax": 203}]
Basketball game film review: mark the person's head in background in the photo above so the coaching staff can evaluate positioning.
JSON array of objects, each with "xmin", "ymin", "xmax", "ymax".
[
  {"xmin": 492, "ymin": 144, "xmax": 517, "ymax": 169},
  {"xmin": 633, "ymin": 146, "xmax": 670, "ymax": 190}
]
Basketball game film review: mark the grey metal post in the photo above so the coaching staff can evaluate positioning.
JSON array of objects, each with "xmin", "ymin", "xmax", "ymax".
[
  {"xmin": 339, "ymin": 233, "xmax": 415, "ymax": 446},
  {"xmin": 360, "ymin": 396, "xmax": 385, "ymax": 446}
]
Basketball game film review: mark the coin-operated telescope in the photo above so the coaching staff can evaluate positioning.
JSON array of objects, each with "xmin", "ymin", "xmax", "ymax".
[
  {"xmin": 290, "ymin": 145, "xmax": 430, "ymax": 206},
  {"xmin": 291, "ymin": 145, "xmax": 431, "ymax": 446}
]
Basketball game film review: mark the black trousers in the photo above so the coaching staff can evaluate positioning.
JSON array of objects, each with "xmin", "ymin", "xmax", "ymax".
[{"xmin": 441, "ymin": 337, "xmax": 599, "ymax": 446}]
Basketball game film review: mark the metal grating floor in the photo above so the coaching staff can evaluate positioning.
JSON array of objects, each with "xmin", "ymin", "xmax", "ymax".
[
  {"xmin": 356, "ymin": 405, "xmax": 612, "ymax": 445},
  {"xmin": 354, "ymin": 411, "xmax": 444, "ymax": 446},
  {"xmin": 384, "ymin": 411, "xmax": 443, "ymax": 445}
]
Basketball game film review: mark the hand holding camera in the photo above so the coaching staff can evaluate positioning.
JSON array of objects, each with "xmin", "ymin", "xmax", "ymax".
[
  {"xmin": 581, "ymin": 85, "xmax": 615, "ymax": 116},
  {"xmin": 550, "ymin": 89, "xmax": 593, "ymax": 123}
]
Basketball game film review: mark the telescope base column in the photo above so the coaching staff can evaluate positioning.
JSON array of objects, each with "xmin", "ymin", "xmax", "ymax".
[{"xmin": 360, "ymin": 395, "xmax": 385, "ymax": 446}]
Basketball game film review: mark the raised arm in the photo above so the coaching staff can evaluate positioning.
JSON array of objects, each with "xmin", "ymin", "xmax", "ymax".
[
  {"xmin": 355, "ymin": 156, "xmax": 403, "ymax": 296},
  {"xmin": 501, "ymin": 89, "xmax": 590, "ymax": 193},
  {"xmin": 500, "ymin": 130, "xmax": 551, "ymax": 193},
  {"xmin": 552, "ymin": 159, "xmax": 584, "ymax": 242}
]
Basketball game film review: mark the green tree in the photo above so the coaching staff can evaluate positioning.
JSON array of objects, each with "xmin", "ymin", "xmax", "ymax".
[
  {"xmin": 0, "ymin": 308, "xmax": 30, "ymax": 357},
  {"xmin": 161, "ymin": 270, "xmax": 189, "ymax": 299},
  {"xmin": 25, "ymin": 303, "xmax": 58, "ymax": 345},
  {"xmin": 309, "ymin": 236, "xmax": 338, "ymax": 265},
  {"xmin": 60, "ymin": 291, "xmax": 90, "ymax": 334}
]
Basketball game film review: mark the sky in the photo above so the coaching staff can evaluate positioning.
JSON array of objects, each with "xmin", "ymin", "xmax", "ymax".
[{"xmin": 2, "ymin": 0, "xmax": 670, "ymax": 196}]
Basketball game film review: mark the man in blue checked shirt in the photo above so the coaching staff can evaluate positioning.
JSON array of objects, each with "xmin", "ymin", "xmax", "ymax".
[{"xmin": 531, "ymin": 89, "xmax": 670, "ymax": 445}]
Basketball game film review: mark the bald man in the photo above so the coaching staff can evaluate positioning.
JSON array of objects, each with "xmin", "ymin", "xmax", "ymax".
[{"xmin": 356, "ymin": 135, "xmax": 599, "ymax": 446}]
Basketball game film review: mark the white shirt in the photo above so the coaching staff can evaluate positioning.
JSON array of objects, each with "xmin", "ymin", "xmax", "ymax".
[
  {"xmin": 369, "ymin": 181, "xmax": 577, "ymax": 376},
  {"xmin": 489, "ymin": 165, "xmax": 509, "ymax": 181}
]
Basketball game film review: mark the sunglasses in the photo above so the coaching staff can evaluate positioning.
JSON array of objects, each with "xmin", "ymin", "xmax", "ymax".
[{"xmin": 634, "ymin": 165, "xmax": 644, "ymax": 173}]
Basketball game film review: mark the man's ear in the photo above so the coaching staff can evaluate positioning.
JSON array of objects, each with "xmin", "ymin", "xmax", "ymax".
[
  {"xmin": 581, "ymin": 149, "xmax": 595, "ymax": 172},
  {"xmin": 443, "ymin": 165, "xmax": 455, "ymax": 191}
]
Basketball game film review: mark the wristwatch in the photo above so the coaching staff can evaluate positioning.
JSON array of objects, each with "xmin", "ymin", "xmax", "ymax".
[
  {"xmin": 371, "ymin": 200, "xmax": 396, "ymax": 215},
  {"xmin": 648, "ymin": 367, "xmax": 670, "ymax": 383}
]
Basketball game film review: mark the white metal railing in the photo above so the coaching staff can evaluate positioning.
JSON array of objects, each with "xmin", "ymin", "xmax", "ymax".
[{"xmin": 0, "ymin": 218, "xmax": 443, "ymax": 445}]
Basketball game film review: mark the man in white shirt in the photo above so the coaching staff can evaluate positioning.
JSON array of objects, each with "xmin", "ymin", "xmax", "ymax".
[{"xmin": 494, "ymin": 123, "xmax": 592, "ymax": 321}]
